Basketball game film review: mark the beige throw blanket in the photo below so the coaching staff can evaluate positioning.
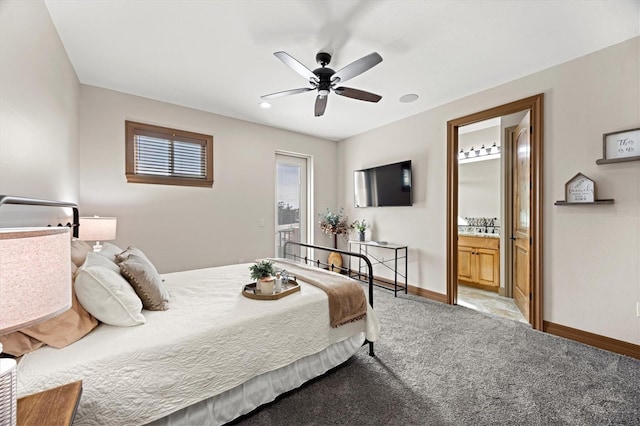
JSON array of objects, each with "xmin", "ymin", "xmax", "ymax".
[{"xmin": 269, "ymin": 258, "xmax": 367, "ymax": 328}]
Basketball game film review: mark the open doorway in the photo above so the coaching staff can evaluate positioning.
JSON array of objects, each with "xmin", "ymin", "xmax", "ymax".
[
  {"xmin": 456, "ymin": 113, "xmax": 528, "ymax": 323},
  {"xmin": 446, "ymin": 94, "xmax": 544, "ymax": 330}
]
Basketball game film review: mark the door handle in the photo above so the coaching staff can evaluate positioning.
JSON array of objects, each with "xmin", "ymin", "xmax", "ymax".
[{"xmin": 510, "ymin": 236, "xmax": 516, "ymax": 241}]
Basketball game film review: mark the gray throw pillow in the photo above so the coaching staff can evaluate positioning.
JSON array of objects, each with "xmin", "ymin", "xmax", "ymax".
[{"xmin": 118, "ymin": 252, "xmax": 170, "ymax": 311}]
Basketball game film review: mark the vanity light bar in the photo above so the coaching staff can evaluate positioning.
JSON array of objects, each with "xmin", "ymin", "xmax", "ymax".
[{"xmin": 458, "ymin": 142, "xmax": 501, "ymax": 163}]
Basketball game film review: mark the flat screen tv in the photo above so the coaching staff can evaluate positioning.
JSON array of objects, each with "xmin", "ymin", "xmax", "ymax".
[{"xmin": 354, "ymin": 160, "xmax": 412, "ymax": 207}]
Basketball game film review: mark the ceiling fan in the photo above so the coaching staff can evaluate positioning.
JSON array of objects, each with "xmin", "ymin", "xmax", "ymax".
[{"xmin": 261, "ymin": 51, "xmax": 383, "ymax": 117}]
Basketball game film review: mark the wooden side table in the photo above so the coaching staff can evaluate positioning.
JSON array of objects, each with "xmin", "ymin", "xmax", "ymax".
[{"xmin": 17, "ymin": 380, "xmax": 82, "ymax": 426}]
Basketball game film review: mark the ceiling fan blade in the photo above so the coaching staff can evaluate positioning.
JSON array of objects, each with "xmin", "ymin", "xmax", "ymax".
[
  {"xmin": 331, "ymin": 52, "xmax": 382, "ymax": 84},
  {"xmin": 274, "ymin": 51, "xmax": 317, "ymax": 82},
  {"xmin": 333, "ymin": 87, "xmax": 382, "ymax": 103},
  {"xmin": 261, "ymin": 87, "xmax": 314, "ymax": 100},
  {"xmin": 314, "ymin": 95, "xmax": 327, "ymax": 117}
]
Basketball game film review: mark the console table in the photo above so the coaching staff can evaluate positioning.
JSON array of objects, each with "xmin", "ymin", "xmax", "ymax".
[{"xmin": 348, "ymin": 240, "xmax": 408, "ymax": 296}]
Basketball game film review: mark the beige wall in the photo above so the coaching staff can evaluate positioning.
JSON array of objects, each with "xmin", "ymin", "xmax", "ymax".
[
  {"xmin": 338, "ymin": 37, "xmax": 640, "ymax": 345},
  {"xmin": 0, "ymin": 0, "xmax": 80, "ymax": 224},
  {"xmin": 78, "ymin": 86, "xmax": 338, "ymax": 273}
]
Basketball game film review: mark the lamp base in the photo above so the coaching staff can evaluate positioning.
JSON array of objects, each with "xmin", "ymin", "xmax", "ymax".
[
  {"xmin": 92, "ymin": 241, "xmax": 103, "ymax": 252},
  {"xmin": 0, "ymin": 358, "xmax": 17, "ymax": 426}
]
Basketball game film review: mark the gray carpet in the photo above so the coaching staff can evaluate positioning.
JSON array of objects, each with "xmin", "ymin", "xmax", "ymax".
[{"xmin": 233, "ymin": 288, "xmax": 640, "ymax": 425}]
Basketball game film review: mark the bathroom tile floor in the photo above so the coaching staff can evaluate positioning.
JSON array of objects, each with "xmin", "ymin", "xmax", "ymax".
[{"xmin": 457, "ymin": 284, "xmax": 528, "ymax": 323}]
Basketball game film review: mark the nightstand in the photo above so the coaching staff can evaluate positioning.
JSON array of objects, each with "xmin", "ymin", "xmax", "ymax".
[{"xmin": 17, "ymin": 380, "xmax": 82, "ymax": 426}]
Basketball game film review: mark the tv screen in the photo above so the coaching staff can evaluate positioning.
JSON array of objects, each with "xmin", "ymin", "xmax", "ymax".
[{"xmin": 354, "ymin": 160, "xmax": 412, "ymax": 207}]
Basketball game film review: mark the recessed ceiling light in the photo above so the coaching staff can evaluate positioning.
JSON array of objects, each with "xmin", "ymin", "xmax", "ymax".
[
  {"xmin": 259, "ymin": 101, "xmax": 272, "ymax": 109},
  {"xmin": 399, "ymin": 94, "xmax": 419, "ymax": 103}
]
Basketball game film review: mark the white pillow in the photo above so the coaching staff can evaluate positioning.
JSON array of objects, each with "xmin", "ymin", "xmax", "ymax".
[
  {"xmin": 87, "ymin": 248, "xmax": 121, "ymax": 274},
  {"xmin": 96, "ymin": 242, "xmax": 124, "ymax": 263},
  {"xmin": 75, "ymin": 253, "xmax": 145, "ymax": 327}
]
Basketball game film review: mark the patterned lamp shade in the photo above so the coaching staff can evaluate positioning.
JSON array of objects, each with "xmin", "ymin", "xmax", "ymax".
[{"xmin": 0, "ymin": 227, "xmax": 72, "ymax": 426}]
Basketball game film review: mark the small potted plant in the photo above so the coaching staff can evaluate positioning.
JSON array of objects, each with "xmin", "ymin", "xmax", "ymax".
[
  {"xmin": 351, "ymin": 219, "xmax": 369, "ymax": 241},
  {"xmin": 249, "ymin": 260, "xmax": 276, "ymax": 294}
]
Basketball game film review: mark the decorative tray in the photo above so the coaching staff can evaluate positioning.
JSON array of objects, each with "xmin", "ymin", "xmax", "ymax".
[{"xmin": 242, "ymin": 280, "xmax": 300, "ymax": 300}]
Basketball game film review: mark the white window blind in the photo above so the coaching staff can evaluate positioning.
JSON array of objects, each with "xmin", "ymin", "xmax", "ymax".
[
  {"xmin": 135, "ymin": 134, "xmax": 205, "ymax": 178},
  {"xmin": 125, "ymin": 121, "xmax": 213, "ymax": 188}
]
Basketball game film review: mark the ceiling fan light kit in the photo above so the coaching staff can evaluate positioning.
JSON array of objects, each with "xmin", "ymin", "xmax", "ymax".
[{"xmin": 262, "ymin": 51, "xmax": 383, "ymax": 117}]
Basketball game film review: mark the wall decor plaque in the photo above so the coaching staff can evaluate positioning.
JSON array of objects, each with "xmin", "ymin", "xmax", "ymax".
[
  {"xmin": 565, "ymin": 173, "xmax": 595, "ymax": 203},
  {"xmin": 596, "ymin": 127, "xmax": 640, "ymax": 164}
]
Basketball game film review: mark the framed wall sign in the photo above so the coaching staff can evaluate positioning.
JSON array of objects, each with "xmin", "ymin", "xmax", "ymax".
[{"xmin": 596, "ymin": 127, "xmax": 640, "ymax": 164}]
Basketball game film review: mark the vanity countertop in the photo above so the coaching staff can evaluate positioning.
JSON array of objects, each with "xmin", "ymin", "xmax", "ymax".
[{"xmin": 458, "ymin": 232, "xmax": 500, "ymax": 239}]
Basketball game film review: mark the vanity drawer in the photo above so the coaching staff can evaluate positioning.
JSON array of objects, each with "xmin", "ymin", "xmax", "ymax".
[{"xmin": 459, "ymin": 235, "xmax": 499, "ymax": 250}]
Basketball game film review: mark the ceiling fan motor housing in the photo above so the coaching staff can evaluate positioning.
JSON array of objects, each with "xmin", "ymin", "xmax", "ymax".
[{"xmin": 313, "ymin": 66, "xmax": 335, "ymax": 97}]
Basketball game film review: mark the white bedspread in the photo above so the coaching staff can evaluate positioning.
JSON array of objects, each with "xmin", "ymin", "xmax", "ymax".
[{"xmin": 17, "ymin": 263, "xmax": 379, "ymax": 426}]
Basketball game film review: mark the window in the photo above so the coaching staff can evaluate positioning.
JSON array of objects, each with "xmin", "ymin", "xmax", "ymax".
[{"xmin": 125, "ymin": 121, "xmax": 213, "ymax": 187}]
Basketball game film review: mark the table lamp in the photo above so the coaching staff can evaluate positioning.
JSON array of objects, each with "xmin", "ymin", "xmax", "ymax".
[
  {"xmin": 0, "ymin": 227, "xmax": 71, "ymax": 426},
  {"xmin": 79, "ymin": 216, "xmax": 117, "ymax": 252}
]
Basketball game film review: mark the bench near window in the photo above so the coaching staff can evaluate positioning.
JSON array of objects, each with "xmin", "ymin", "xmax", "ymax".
[{"xmin": 125, "ymin": 121, "xmax": 213, "ymax": 188}]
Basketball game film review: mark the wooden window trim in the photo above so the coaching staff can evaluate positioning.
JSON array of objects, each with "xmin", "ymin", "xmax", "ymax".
[{"xmin": 125, "ymin": 121, "xmax": 214, "ymax": 188}]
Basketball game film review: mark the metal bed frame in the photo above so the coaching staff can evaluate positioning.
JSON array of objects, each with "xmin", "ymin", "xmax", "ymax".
[
  {"xmin": 0, "ymin": 195, "xmax": 80, "ymax": 237},
  {"xmin": 0, "ymin": 198, "xmax": 377, "ymax": 356},
  {"xmin": 283, "ymin": 240, "xmax": 376, "ymax": 356}
]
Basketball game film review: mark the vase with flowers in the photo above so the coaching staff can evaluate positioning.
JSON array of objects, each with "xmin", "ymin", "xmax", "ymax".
[
  {"xmin": 318, "ymin": 207, "xmax": 350, "ymax": 249},
  {"xmin": 318, "ymin": 207, "xmax": 350, "ymax": 272},
  {"xmin": 351, "ymin": 219, "xmax": 369, "ymax": 242}
]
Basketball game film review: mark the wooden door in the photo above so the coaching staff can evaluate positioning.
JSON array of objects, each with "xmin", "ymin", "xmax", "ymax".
[{"xmin": 512, "ymin": 113, "xmax": 531, "ymax": 321}]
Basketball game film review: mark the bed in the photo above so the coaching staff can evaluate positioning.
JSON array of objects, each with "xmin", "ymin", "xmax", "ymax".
[{"xmin": 0, "ymin": 196, "xmax": 379, "ymax": 426}]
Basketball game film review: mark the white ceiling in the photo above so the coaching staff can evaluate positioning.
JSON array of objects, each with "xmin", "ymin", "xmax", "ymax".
[{"xmin": 44, "ymin": 0, "xmax": 639, "ymax": 141}]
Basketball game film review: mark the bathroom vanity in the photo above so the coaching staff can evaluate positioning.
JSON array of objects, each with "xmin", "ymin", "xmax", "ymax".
[{"xmin": 457, "ymin": 234, "xmax": 500, "ymax": 291}]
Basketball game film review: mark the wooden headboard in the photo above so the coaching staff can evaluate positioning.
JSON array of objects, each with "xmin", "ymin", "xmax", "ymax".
[{"xmin": 0, "ymin": 195, "xmax": 79, "ymax": 238}]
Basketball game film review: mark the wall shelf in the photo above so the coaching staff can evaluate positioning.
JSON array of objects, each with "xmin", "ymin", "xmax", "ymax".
[
  {"xmin": 554, "ymin": 199, "xmax": 614, "ymax": 206},
  {"xmin": 596, "ymin": 156, "xmax": 640, "ymax": 165}
]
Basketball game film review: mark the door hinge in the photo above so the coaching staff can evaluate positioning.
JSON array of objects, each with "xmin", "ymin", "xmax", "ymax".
[
  {"xmin": 530, "ymin": 237, "xmax": 533, "ymax": 245},
  {"xmin": 529, "ymin": 292, "xmax": 533, "ymax": 301},
  {"xmin": 530, "ymin": 126, "xmax": 533, "ymax": 134}
]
